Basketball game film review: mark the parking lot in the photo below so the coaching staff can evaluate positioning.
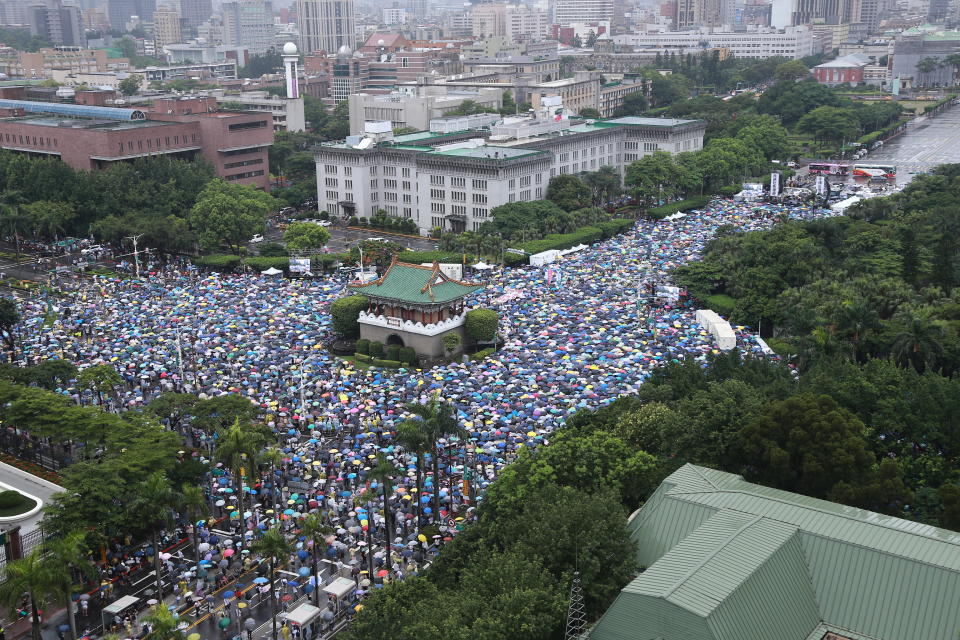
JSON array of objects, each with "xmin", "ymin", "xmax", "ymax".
[{"xmin": 867, "ymin": 106, "xmax": 960, "ymax": 183}]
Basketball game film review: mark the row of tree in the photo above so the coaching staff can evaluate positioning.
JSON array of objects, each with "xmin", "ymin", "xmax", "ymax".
[{"xmin": 674, "ymin": 163, "xmax": 960, "ymax": 375}]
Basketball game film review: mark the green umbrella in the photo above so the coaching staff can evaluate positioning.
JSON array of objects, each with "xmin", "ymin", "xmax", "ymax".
[{"xmin": 219, "ymin": 617, "xmax": 232, "ymax": 630}]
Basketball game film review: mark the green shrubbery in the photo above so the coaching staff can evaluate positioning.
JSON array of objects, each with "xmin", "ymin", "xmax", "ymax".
[
  {"xmin": 0, "ymin": 490, "xmax": 24, "ymax": 509},
  {"xmin": 244, "ymin": 256, "xmax": 289, "ymax": 272},
  {"xmin": 194, "ymin": 254, "xmax": 242, "ymax": 271},
  {"xmin": 330, "ymin": 295, "xmax": 368, "ymax": 337},
  {"xmin": 369, "ymin": 341, "xmax": 385, "ymax": 358},
  {"xmin": 465, "ymin": 309, "xmax": 499, "ymax": 342},
  {"xmin": 470, "ymin": 347, "xmax": 495, "ymax": 361},
  {"xmin": 595, "ymin": 218, "xmax": 634, "ymax": 239},
  {"xmin": 647, "ymin": 196, "xmax": 712, "ymax": 219},
  {"xmin": 371, "ymin": 358, "xmax": 402, "ymax": 368},
  {"xmin": 503, "ymin": 226, "xmax": 605, "ymax": 265},
  {"xmin": 386, "ymin": 345, "xmax": 401, "ymax": 361},
  {"xmin": 398, "ymin": 347, "xmax": 417, "ymax": 366},
  {"xmin": 396, "ymin": 251, "xmax": 464, "ymax": 265},
  {"xmin": 355, "ymin": 338, "xmax": 370, "ymax": 355}
]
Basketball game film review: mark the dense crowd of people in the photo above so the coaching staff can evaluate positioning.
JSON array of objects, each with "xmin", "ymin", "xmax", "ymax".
[{"xmin": 15, "ymin": 198, "xmax": 831, "ymax": 638}]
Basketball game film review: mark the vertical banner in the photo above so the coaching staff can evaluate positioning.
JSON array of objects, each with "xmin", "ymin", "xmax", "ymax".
[
  {"xmin": 815, "ymin": 175, "xmax": 828, "ymax": 197},
  {"xmin": 770, "ymin": 171, "xmax": 781, "ymax": 197}
]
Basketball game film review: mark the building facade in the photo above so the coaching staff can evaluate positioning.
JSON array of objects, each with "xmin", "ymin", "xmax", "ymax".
[
  {"xmin": 0, "ymin": 96, "xmax": 272, "ymax": 188},
  {"xmin": 554, "ymin": 0, "xmax": 614, "ymax": 28},
  {"xmin": 152, "ymin": 8, "xmax": 182, "ymax": 50},
  {"xmin": 222, "ymin": 0, "xmax": 275, "ymax": 55},
  {"xmin": 314, "ymin": 111, "xmax": 704, "ymax": 231},
  {"xmin": 613, "ymin": 26, "xmax": 815, "ymax": 58},
  {"xmin": 347, "ymin": 87, "xmax": 503, "ymax": 134},
  {"xmin": 216, "ymin": 90, "xmax": 306, "ymax": 131},
  {"xmin": 181, "ymin": 0, "xmax": 213, "ymax": 32},
  {"xmin": 471, "ymin": 3, "xmax": 549, "ymax": 41},
  {"xmin": 891, "ymin": 28, "xmax": 960, "ymax": 89},
  {"xmin": 296, "ymin": 0, "xmax": 355, "ymax": 54},
  {"xmin": 29, "ymin": 0, "xmax": 84, "ymax": 47},
  {"xmin": 108, "ymin": 0, "xmax": 155, "ymax": 30}
]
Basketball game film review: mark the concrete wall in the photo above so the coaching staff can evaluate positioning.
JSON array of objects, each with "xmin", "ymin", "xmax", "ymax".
[{"xmin": 359, "ymin": 322, "xmax": 466, "ymax": 360}]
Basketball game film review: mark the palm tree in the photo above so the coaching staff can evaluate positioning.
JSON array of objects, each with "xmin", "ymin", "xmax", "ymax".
[
  {"xmin": 141, "ymin": 604, "xmax": 186, "ymax": 640},
  {"xmin": 944, "ymin": 53, "xmax": 960, "ymax": 86},
  {"xmin": 916, "ymin": 57, "xmax": 940, "ymax": 87},
  {"xmin": 889, "ymin": 311, "xmax": 945, "ymax": 372},
  {"xmin": 838, "ymin": 300, "xmax": 879, "ymax": 359},
  {"xmin": 403, "ymin": 396, "xmax": 465, "ymax": 523},
  {"xmin": 133, "ymin": 471, "xmax": 177, "ymax": 600},
  {"xmin": 395, "ymin": 420, "xmax": 428, "ymax": 529},
  {"xmin": 217, "ymin": 419, "xmax": 261, "ymax": 534},
  {"xmin": 43, "ymin": 531, "xmax": 97, "ymax": 640},
  {"xmin": 298, "ymin": 513, "xmax": 333, "ymax": 607},
  {"xmin": 367, "ymin": 454, "xmax": 399, "ymax": 575},
  {"xmin": 251, "ymin": 526, "xmax": 292, "ymax": 640},
  {"xmin": 179, "ymin": 484, "xmax": 209, "ymax": 563},
  {"xmin": 0, "ymin": 201, "xmax": 30, "ymax": 258},
  {"xmin": 0, "ymin": 549, "xmax": 58, "ymax": 640}
]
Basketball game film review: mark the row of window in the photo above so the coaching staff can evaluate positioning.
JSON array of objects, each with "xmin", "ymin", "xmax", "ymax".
[
  {"xmin": 224, "ymin": 158, "xmax": 263, "ymax": 169},
  {"xmin": 2, "ymin": 132, "xmax": 58, "ymax": 148},
  {"xmin": 225, "ymin": 169, "xmax": 264, "ymax": 180}
]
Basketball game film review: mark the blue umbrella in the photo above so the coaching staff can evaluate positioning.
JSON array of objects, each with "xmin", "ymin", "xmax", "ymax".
[
  {"xmin": 253, "ymin": 577, "xmax": 269, "ymax": 584},
  {"xmin": 298, "ymin": 567, "xmax": 310, "ymax": 576},
  {"xmin": 223, "ymin": 590, "xmax": 235, "ymax": 599}
]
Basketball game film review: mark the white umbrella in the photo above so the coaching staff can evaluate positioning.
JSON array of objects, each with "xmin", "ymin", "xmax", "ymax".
[
  {"xmin": 260, "ymin": 267, "xmax": 283, "ymax": 276},
  {"xmin": 471, "ymin": 261, "xmax": 494, "ymax": 270}
]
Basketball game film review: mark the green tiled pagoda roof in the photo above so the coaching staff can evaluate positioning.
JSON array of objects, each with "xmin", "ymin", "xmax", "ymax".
[{"xmin": 347, "ymin": 259, "xmax": 484, "ymax": 304}]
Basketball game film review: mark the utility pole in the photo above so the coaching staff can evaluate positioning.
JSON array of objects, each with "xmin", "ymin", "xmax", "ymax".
[{"xmin": 125, "ymin": 234, "xmax": 145, "ymax": 278}]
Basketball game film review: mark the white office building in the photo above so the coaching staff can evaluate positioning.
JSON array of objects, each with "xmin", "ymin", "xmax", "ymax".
[
  {"xmin": 314, "ymin": 99, "xmax": 704, "ymax": 233},
  {"xmin": 613, "ymin": 25, "xmax": 815, "ymax": 59},
  {"xmin": 553, "ymin": 0, "xmax": 614, "ymax": 27}
]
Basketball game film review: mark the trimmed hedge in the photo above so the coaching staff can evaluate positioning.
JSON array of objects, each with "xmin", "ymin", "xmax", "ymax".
[
  {"xmin": 470, "ymin": 347, "xmax": 495, "ymax": 361},
  {"xmin": 647, "ymin": 196, "xmax": 712, "ymax": 220},
  {"xmin": 245, "ymin": 256, "xmax": 289, "ymax": 272},
  {"xmin": 0, "ymin": 490, "xmax": 23, "ymax": 509},
  {"xmin": 398, "ymin": 346, "xmax": 417, "ymax": 366},
  {"xmin": 331, "ymin": 295, "xmax": 368, "ymax": 337},
  {"xmin": 369, "ymin": 341, "xmax": 385, "ymax": 358},
  {"xmin": 356, "ymin": 338, "xmax": 370, "ymax": 355},
  {"xmin": 386, "ymin": 345, "xmax": 401, "ymax": 361},
  {"xmin": 503, "ymin": 226, "xmax": 604, "ymax": 266},
  {"xmin": 465, "ymin": 309, "xmax": 499, "ymax": 342},
  {"xmin": 354, "ymin": 353, "xmax": 372, "ymax": 362},
  {"xmin": 595, "ymin": 218, "xmax": 634, "ymax": 239},
  {"xmin": 371, "ymin": 358, "xmax": 402, "ymax": 368},
  {"xmin": 194, "ymin": 254, "xmax": 242, "ymax": 271},
  {"xmin": 397, "ymin": 250, "xmax": 465, "ymax": 264}
]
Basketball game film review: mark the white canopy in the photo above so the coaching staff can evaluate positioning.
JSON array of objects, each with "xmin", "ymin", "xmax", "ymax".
[
  {"xmin": 261, "ymin": 267, "xmax": 283, "ymax": 275},
  {"xmin": 324, "ymin": 577, "xmax": 356, "ymax": 600},
  {"xmin": 285, "ymin": 603, "xmax": 322, "ymax": 626},
  {"xmin": 472, "ymin": 261, "xmax": 494, "ymax": 270}
]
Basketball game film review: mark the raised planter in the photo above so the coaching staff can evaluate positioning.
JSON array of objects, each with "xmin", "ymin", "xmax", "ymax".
[{"xmin": 0, "ymin": 482, "xmax": 42, "ymax": 524}]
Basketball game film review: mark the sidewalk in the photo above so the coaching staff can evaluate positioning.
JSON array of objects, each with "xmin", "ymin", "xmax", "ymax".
[{"xmin": 0, "ymin": 460, "xmax": 63, "ymax": 534}]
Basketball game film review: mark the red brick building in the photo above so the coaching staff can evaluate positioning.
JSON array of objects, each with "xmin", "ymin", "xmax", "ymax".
[
  {"xmin": 812, "ymin": 54, "xmax": 870, "ymax": 86},
  {"xmin": 0, "ymin": 95, "xmax": 272, "ymax": 189}
]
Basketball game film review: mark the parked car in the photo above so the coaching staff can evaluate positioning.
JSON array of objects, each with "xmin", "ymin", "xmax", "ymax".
[
  {"xmin": 250, "ymin": 234, "xmax": 265, "ymax": 243},
  {"xmin": 366, "ymin": 237, "xmax": 388, "ymax": 243},
  {"xmin": 319, "ymin": 220, "xmax": 332, "ymax": 227}
]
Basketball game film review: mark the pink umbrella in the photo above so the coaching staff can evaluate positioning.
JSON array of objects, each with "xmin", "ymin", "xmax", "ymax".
[{"xmin": 222, "ymin": 548, "xmax": 235, "ymax": 557}]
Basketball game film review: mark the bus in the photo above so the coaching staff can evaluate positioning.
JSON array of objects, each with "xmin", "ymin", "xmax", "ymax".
[
  {"xmin": 853, "ymin": 163, "xmax": 896, "ymax": 179},
  {"xmin": 807, "ymin": 162, "xmax": 850, "ymax": 176}
]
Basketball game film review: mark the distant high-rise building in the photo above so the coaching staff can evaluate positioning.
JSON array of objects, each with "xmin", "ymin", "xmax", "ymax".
[
  {"xmin": 109, "ymin": 0, "xmax": 156, "ymax": 30},
  {"xmin": 180, "ymin": 0, "xmax": 213, "ymax": 32},
  {"xmin": 0, "ymin": 0, "xmax": 29, "ymax": 26},
  {"xmin": 30, "ymin": 0, "xmax": 85, "ymax": 46},
  {"xmin": 296, "ymin": 0, "xmax": 355, "ymax": 54},
  {"xmin": 153, "ymin": 8, "xmax": 181, "ymax": 48},
  {"xmin": 222, "ymin": 0, "xmax": 275, "ymax": 54},
  {"xmin": 675, "ymin": 0, "xmax": 733, "ymax": 28},
  {"xmin": 928, "ymin": 0, "xmax": 949, "ymax": 21},
  {"xmin": 553, "ymin": 0, "xmax": 613, "ymax": 27},
  {"xmin": 471, "ymin": 3, "xmax": 548, "ymax": 40}
]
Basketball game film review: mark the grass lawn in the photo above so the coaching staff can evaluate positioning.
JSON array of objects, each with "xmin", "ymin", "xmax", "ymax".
[
  {"xmin": 705, "ymin": 293, "xmax": 736, "ymax": 317},
  {"xmin": 0, "ymin": 494, "xmax": 37, "ymax": 518},
  {"xmin": 336, "ymin": 356, "xmax": 371, "ymax": 371}
]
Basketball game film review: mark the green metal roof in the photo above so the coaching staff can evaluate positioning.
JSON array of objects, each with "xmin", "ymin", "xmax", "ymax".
[
  {"xmin": 590, "ymin": 464, "xmax": 960, "ymax": 640},
  {"xmin": 347, "ymin": 260, "xmax": 483, "ymax": 304}
]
